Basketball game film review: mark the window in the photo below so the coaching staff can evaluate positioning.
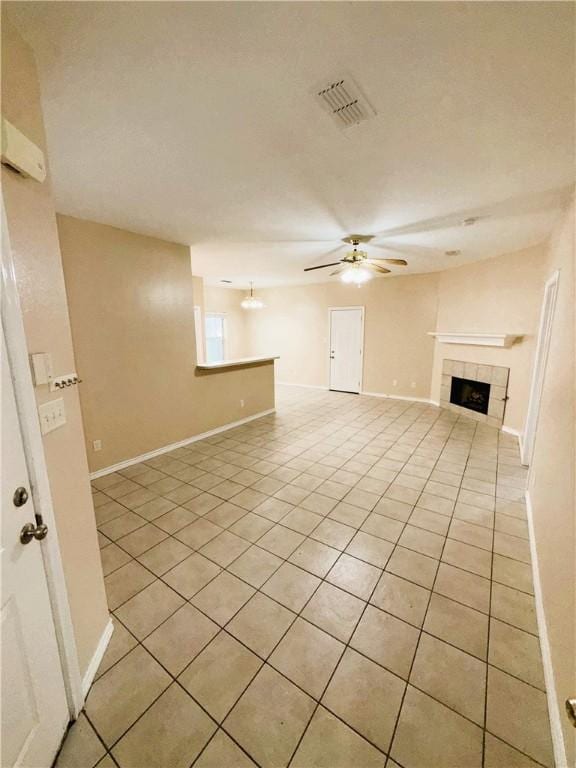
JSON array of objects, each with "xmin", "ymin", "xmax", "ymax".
[{"xmin": 205, "ymin": 313, "xmax": 226, "ymax": 363}]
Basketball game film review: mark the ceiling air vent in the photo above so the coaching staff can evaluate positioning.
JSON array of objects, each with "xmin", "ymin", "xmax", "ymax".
[{"xmin": 314, "ymin": 76, "xmax": 376, "ymax": 129}]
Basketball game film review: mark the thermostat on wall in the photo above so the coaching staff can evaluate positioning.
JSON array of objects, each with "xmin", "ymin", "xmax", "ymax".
[{"xmin": 1, "ymin": 117, "xmax": 46, "ymax": 182}]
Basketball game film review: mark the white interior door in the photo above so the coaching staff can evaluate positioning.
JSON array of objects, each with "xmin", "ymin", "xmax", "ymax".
[
  {"xmin": 329, "ymin": 308, "xmax": 364, "ymax": 393},
  {"xmin": 1, "ymin": 332, "xmax": 69, "ymax": 768}
]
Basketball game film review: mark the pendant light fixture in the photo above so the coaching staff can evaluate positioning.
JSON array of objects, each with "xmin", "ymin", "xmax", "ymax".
[{"xmin": 241, "ymin": 281, "xmax": 264, "ymax": 310}]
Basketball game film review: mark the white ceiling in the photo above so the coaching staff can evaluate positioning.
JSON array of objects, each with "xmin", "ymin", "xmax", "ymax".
[{"xmin": 9, "ymin": 1, "xmax": 575, "ymax": 287}]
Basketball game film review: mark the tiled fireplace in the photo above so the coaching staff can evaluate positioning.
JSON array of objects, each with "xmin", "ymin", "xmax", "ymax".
[{"xmin": 440, "ymin": 359, "xmax": 509, "ymax": 427}]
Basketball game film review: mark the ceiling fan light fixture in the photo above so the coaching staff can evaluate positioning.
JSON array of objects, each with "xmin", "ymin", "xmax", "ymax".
[
  {"xmin": 340, "ymin": 264, "xmax": 372, "ymax": 285},
  {"xmin": 346, "ymin": 248, "xmax": 368, "ymax": 261},
  {"xmin": 241, "ymin": 282, "xmax": 264, "ymax": 310}
]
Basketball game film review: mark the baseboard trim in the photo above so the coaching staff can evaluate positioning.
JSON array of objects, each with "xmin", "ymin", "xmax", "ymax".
[
  {"xmin": 276, "ymin": 381, "xmax": 328, "ymax": 390},
  {"xmin": 277, "ymin": 383, "xmax": 437, "ymax": 406},
  {"xmin": 89, "ymin": 408, "xmax": 276, "ymax": 479},
  {"xmin": 524, "ymin": 489, "xmax": 567, "ymax": 768},
  {"xmin": 361, "ymin": 390, "xmax": 437, "ymax": 405},
  {"xmin": 81, "ymin": 618, "xmax": 114, "ymax": 699},
  {"xmin": 502, "ymin": 426, "xmax": 525, "ymax": 461}
]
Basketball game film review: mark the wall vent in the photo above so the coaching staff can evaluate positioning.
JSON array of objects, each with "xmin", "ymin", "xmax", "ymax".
[{"xmin": 314, "ymin": 75, "xmax": 376, "ymax": 129}]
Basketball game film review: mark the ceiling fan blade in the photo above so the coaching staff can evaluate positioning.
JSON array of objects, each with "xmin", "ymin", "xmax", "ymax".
[
  {"xmin": 304, "ymin": 261, "xmax": 342, "ymax": 272},
  {"xmin": 304, "ymin": 245, "xmax": 348, "ymax": 272},
  {"xmin": 367, "ymin": 258, "xmax": 408, "ymax": 266},
  {"xmin": 330, "ymin": 267, "xmax": 345, "ymax": 276},
  {"xmin": 371, "ymin": 242, "xmax": 441, "ymax": 257},
  {"xmin": 369, "ymin": 265, "xmax": 391, "ymax": 274}
]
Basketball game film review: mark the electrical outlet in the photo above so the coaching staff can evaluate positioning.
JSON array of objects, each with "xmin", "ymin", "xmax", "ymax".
[
  {"xmin": 93, "ymin": 440, "xmax": 102, "ymax": 452},
  {"xmin": 240, "ymin": 399, "xmax": 245, "ymax": 408},
  {"xmin": 38, "ymin": 398, "xmax": 66, "ymax": 435},
  {"xmin": 392, "ymin": 379, "xmax": 397, "ymax": 387},
  {"xmin": 411, "ymin": 381, "xmax": 416, "ymax": 389}
]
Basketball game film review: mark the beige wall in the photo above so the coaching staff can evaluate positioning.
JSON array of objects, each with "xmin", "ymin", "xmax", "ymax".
[
  {"xmin": 58, "ymin": 216, "xmax": 275, "ymax": 473},
  {"xmin": 431, "ymin": 246, "xmax": 546, "ymax": 432},
  {"xmin": 246, "ymin": 274, "xmax": 440, "ymax": 400},
  {"xmin": 1, "ymin": 20, "xmax": 109, "ymax": 675},
  {"xmin": 528, "ymin": 202, "xmax": 575, "ymax": 765},
  {"xmin": 192, "ymin": 275, "xmax": 206, "ymax": 321},
  {"xmin": 191, "ymin": 275, "xmax": 205, "ymax": 361},
  {"xmin": 204, "ymin": 285, "xmax": 250, "ymax": 360},
  {"xmin": 249, "ymin": 247, "xmax": 545, "ymax": 431}
]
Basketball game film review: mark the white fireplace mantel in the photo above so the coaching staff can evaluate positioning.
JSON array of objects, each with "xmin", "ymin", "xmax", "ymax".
[{"xmin": 428, "ymin": 332, "xmax": 523, "ymax": 348}]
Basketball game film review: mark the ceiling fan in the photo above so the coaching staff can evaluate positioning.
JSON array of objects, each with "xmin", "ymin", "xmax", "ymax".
[{"xmin": 304, "ymin": 235, "xmax": 408, "ymax": 284}]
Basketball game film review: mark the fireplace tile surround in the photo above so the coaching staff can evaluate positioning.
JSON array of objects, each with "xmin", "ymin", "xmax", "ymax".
[{"xmin": 440, "ymin": 359, "xmax": 509, "ymax": 427}]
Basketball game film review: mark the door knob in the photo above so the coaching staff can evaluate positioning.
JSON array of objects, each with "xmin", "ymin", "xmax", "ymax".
[
  {"xmin": 13, "ymin": 486, "xmax": 29, "ymax": 507},
  {"xmin": 20, "ymin": 514, "xmax": 48, "ymax": 545}
]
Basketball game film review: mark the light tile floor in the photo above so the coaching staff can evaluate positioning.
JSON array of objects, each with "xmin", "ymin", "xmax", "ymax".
[{"xmin": 56, "ymin": 385, "xmax": 554, "ymax": 768}]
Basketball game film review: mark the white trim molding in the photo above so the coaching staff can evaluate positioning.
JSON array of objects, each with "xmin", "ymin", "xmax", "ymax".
[
  {"xmin": 501, "ymin": 426, "xmax": 524, "ymax": 459},
  {"xmin": 361, "ymin": 390, "xmax": 437, "ymax": 405},
  {"xmin": 525, "ymin": 490, "xmax": 568, "ymax": 768},
  {"xmin": 428, "ymin": 332, "xmax": 523, "ymax": 348},
  {"xmin": 81, "ymin": 618, "xmax": 114, "ymax": 698},
  {"xmin": 522, "ymin": 270, "xmax": 560, "ymax": 467},
  {"xmin": 500, "ymin": 426, "xmax": 524, "ymax": 457},
  {"xmin": 90, "ymin": 408, "xmax": 275, "ymax": 479},
  {"xmin": 1, "ymin": 201, "xmax": 84, "ymax": 719},
  {"xmin": 276, "ymin": 382, "xmax": 328, "ymax": 391}
]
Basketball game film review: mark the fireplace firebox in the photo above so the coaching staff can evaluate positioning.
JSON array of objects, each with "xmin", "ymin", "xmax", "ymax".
[
  {"xmin": 450, "ymin": 377, "xmax": 491, "ymax": 415},
  {"xmin": 440, "ymin": 360, "xmax": 509, "ymax": 426}
]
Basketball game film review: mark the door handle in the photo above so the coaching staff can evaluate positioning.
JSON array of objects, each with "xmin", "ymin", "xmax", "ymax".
[{"xmin": 20, "ymin": 514, "xmax": 48, "ymax": 545}]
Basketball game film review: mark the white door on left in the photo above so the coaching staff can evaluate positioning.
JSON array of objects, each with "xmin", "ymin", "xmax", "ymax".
[{"xmin": 1, "ymin": 331, "xmax": 69, "ymax": 768}]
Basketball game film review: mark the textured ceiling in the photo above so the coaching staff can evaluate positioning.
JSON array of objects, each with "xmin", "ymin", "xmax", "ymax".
[{"xmin": 9, "ymin": 1, "xmax": 575, "ymax": 286}]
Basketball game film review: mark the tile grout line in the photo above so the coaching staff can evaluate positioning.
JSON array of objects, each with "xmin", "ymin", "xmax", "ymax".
[
  {"xmin": 482, "ymin": 430, "xmax": 499, "ymax": 768},
  {"xmin": 382, "ymin": 414, "xmax": 478, "ymax": 766},
  {"xmin": 284, "ymin": 409, "xmax": 452, "ymax": 767},
  {"xmin": 90, "ymin": 397, "xmax": 424, "ymax": 762},
  {"xmin": 89, "ymin": 398, "xmax": 440, "ymax": 761},
  {"xmin": 87, "ymin": 393, "xmax": 542, "ymax": 768}
]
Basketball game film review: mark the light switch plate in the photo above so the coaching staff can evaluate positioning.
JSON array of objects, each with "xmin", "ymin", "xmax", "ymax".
[
  {"xmin": 30, "ymin": 353, "xmax": 53, "ymax": 386},
  {"xmin": 38, "ymin": 398, "xmax": 66, "ymax": 435}
]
